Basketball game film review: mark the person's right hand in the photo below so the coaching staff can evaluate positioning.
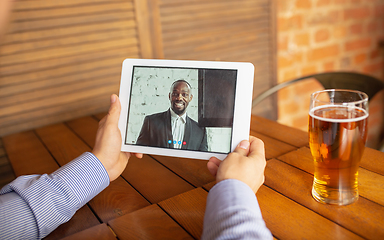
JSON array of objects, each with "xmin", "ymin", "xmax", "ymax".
[
  {"xmin": 92, "ymin": 94, "xmax": 142, "ymax": 182},
  {"xmin": 207, "ymin": 136, "xmax": 266, "ymax": 194}
]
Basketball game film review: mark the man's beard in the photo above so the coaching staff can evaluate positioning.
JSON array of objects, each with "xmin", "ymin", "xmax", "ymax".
[{"xmin": 172, "ymin": 100, "xmax": 186, "ymax": 115}]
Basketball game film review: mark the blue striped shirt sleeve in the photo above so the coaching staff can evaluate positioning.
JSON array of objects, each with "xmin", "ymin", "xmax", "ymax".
[
  {"xmin": 202, "ymin": 179, "xmax": 273, "ymax": 240},
  {"xmin": 0, "ymin": 152, "xmax": 109, "ymax": 239}
]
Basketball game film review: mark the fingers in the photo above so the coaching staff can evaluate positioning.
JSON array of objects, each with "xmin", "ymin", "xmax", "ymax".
[
  {"xmin": 124, "ymin": 152, "xmax": 131, "ymax": 160},
  {"xmin": 232, "ymin": 139, "xmax": 250, "ymax": 156},
  {"xmin": 207, "ymin": 157, "xmax": 221, "ymax": 176},
  {"xmin": 231, "ymin": 136, "xmax": 265, "ymax": 162}
]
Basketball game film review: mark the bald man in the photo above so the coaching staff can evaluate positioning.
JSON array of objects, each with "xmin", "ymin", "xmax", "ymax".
[{"xmin": 136, "ymin": 80, "xmax": 208, "ymax": 151}]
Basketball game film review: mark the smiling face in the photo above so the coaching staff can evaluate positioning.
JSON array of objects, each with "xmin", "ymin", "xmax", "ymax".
[{"xmin": 169, "ymin": 81, "xmax": 193, "ymax": 116}]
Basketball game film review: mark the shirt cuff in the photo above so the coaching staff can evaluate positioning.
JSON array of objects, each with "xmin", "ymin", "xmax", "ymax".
[
  {"xmin": 207, "ymin": 179, "xmax": 260, "ymax": 214},
  {"xmin": 52, "ymin": 152, "xmax": 110, "ymax": 206},
  {"xmin": 202, "ymin": 179, "xmax": 272, "ymax": 239}
]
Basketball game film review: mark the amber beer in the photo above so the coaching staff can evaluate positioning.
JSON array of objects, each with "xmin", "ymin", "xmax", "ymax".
[{"xmin": 309, "ymin": 105, "xmax": 368, "ymax": 205}]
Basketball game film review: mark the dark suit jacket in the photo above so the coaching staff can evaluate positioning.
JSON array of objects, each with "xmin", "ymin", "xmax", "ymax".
[{"xmin": 136, "ymin": 109, "xmax": 208, "ymax": 151}]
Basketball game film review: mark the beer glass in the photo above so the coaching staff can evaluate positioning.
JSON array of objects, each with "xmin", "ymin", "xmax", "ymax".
[{"xmin": 308, "ymin": 89, "xmax": 368, "ymax": 205}]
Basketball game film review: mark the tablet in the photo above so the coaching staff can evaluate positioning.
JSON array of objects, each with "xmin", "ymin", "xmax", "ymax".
[{"xmin": 118, "ymin": 58, "xmax": 254, "ymax": 160}]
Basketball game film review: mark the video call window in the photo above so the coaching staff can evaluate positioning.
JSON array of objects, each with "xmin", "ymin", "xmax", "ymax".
[{"xmin": 124, "ymin": 66, "xmax": 237, "ymax": 154}]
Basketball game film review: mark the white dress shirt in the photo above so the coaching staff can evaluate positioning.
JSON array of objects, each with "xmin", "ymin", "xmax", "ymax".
[
  {"xmin": 202, "ymin": 179, "xmax": 273, "ymax": 240},
  {"xmin": 0, "ymin": 152, "xmax": 272, "ymax": 240},
  {"xmin": 0, "ymin": 153, "xmax": 109, "ymax": 239},
  {"xmin": 170, "ymin": 108, "xmax": 186, "ymax": 149}
]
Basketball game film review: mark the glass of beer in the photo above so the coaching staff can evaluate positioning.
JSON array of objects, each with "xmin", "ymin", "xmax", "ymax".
[{"xmin": 308, "ymin": 89, "xmax": 368, "ymax": 205}]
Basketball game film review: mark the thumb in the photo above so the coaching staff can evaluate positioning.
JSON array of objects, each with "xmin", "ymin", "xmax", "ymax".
[
  {"xmin": 207, "ymin": 157, "xmax": 221, "ymax": 176},
  {"xmin": 233, "ymin": 140, "xmax": 250, "ymax": 156},
  {"xmin": 107, "ymin": 94, "xmax": 121, "ymax": 124},
  {"xmin": 247, "ymin": 137, "xmax": 266, "ymax": 160}
]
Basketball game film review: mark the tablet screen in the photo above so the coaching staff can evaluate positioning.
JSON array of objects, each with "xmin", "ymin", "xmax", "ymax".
[
  {"xmin": 119, "ymin": 59, "xmax": 254, "ymax": 160},
  {"xmin": 124, "ymin": 66, "xmax": 237, "ymax": 154}
]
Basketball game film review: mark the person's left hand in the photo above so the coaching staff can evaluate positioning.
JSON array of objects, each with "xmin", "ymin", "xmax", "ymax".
[
  {"xmin": 206, "ymin": 136, "xmax": 266, "ymax": 194},
  {"xmin": 92, "ymin": 94, "xmax": 143, "ymax": 181}
]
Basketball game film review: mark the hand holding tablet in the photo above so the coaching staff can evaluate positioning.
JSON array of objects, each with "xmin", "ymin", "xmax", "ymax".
[{"xmin": 118, "ymin": 59, "xmax": 254, "ymax": 160}]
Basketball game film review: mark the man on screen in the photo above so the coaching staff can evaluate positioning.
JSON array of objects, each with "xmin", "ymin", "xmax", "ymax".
[{"xmin": 136, "ymin": 80, "xmax": 208, "ymax": 151}]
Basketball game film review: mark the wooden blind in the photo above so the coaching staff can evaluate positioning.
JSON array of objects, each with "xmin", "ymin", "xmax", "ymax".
[
  {"xmin": 153, "ymin": 0, "xmax": 277, "ymax": 119},
  {"xmin": 0, "ymin": 0, "xmax": 140, "ymax": 136},
  {"xmin": 0, "ymin": 0, "xmax": 276, "ymax": 137}
]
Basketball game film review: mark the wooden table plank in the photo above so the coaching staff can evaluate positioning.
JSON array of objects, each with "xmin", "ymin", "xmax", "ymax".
[
  {"xmin": 277, "ymin": 147, "xmax": 314, "ymax": 173},
  {"xmin": 264, "ymin": 159, "xmax": 384, "ymax": 239},
  {"xmin": 360, "ymin": 147, "xmax": 384, "ymax": 175},
  {"xmin": 277, "ymin": 147, "xmax": 384, "ymax": 206},
  {"xmin": 35, "ymin": 123, "xmax": 90, "ymax": 166},
  {"xmin": 251, "ymin": 132, "xmax": 297, "ymax": 159},
  {"xmin": 66, "ymin": 116, "xmax": 99, "ymax": 148},
  {"xmin": 3, "ymin": 131, "xmax": 59, "ymax": 176},
  {"xmin": 158, "ymin": 188, "xmax": 207, "ymax": 239},
  {"xmin": 108, "ymin": 204, "xmax": 194, "ymax": 240},
  {"xmin": 35, "ymin": 123, "xmax": 150, "ymax": 223},
  {"xmin": 202, "ymin": 181, "xmax": 216, "ymax": 191},
  {"xmin": 358, "ymin": 168, "xmax": 384, "ymax": 206},
  {"xmin": 94, "ymin": 112, "xmax": 108, "ymax": 121},
  {"xmin": 59, "ymin": 223, "xmax": 116, "ymax": 240},
  {"xmin": 88, "ymin": 177, "xmax": 150, "ymax": 223},
  {"xmin": 279, "ymin": 146, "xmax": 384, "ymax": 178},
  {"xmin": 44, "ymin": 203, "xmax": 101, "ymax": 240},
  {"xmin": 153, "ymin": 155, "xmax": 215, "ymax": 187},
  {"xmin": 122, "ymin": 154, "xmax": 195, "ymax": 203},
  {"xmin": 0, "ymin": 139, "xmax": 4, "ymax": 156},
  {"xmin": 0, "ymin": 154, "xmax": 15, "ymax": 189},
  {"xmin": 258, "ymin": 185, "xmax": 365, "ymax": 240},
  {"xmin": 251, "ymin": 115, "xmax": 308, "ymax": 148}
]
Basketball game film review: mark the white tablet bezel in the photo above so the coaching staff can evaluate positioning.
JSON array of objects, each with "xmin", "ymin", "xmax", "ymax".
[{"xmin": 118, "ymin": 58, "xmax": 254, "ymax": 160}]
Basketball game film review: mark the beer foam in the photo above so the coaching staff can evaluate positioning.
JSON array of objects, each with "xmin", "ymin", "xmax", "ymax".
[{"xmin": 309, "ymin": 105, "xmax": 368, "ymax": 123}]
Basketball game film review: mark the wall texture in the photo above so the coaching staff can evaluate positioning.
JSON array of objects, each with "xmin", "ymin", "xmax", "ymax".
[
  {"xmin": 276, "ymin": 0, "xmax": 384, "ymax": 148},
  {"xmin": 126, "ymin": 67, "xmax": 199, "ymax": 144}
]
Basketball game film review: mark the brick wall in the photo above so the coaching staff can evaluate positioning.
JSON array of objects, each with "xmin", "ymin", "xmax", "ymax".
[
  {"xmin": 125, "ymin": 67, "xmax": 231, "ymax": 153},
  {"xmin": 277, "ymin": 0, "xmax": 384, "ymax": 148}
]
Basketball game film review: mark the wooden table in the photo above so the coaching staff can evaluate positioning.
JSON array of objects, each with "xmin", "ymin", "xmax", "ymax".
[{"xmin": 2, "ymin": 114, "xmax": 384, "ymax": 239}]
